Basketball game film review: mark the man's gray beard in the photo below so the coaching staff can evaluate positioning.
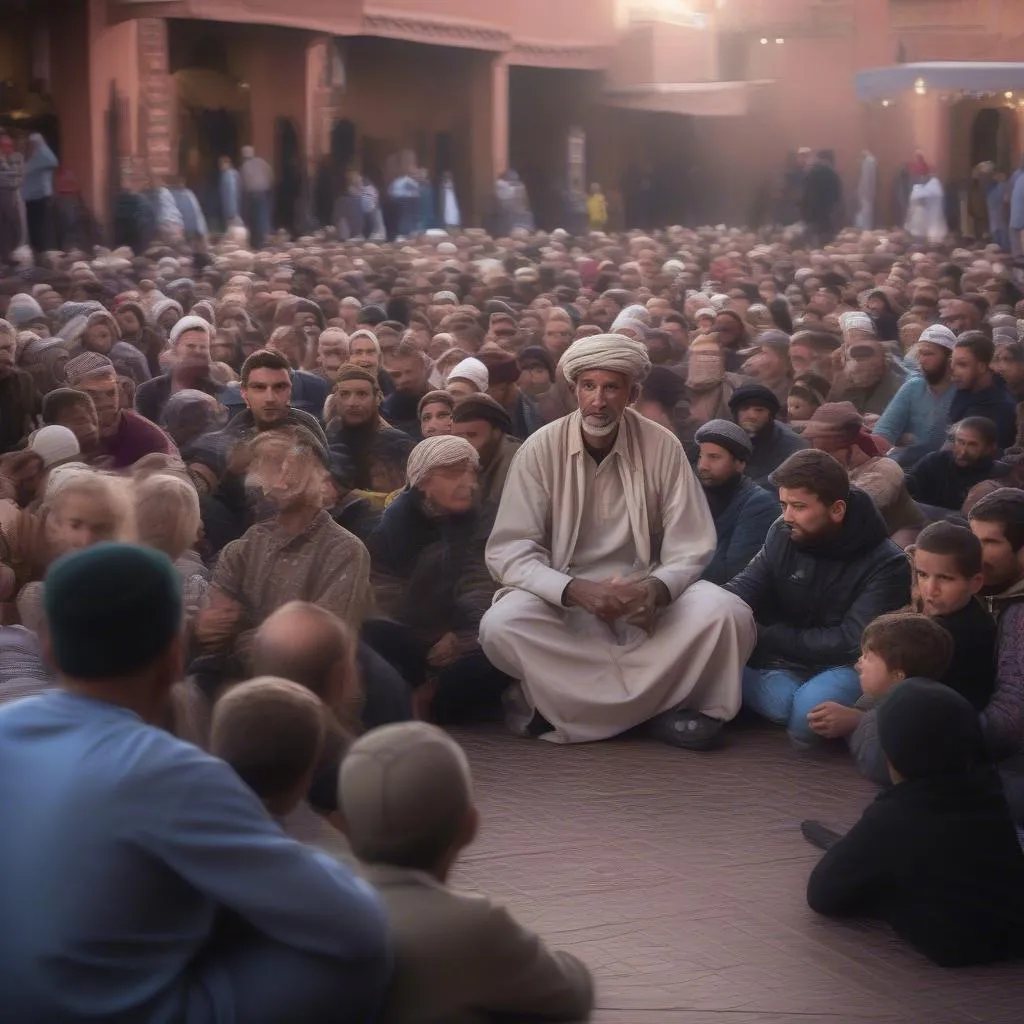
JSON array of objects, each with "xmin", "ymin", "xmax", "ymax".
[{"xmin": 582, "ymin": 415, "xmax": 621, "ymax": 438}]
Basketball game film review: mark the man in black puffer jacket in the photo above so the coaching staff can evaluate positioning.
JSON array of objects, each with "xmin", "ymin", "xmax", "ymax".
[{"xmin": 726, "ymin": 449, "xmax": 911, "ymax": 747}]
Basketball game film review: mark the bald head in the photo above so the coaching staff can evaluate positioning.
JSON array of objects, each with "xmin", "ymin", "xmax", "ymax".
[{"xmin": 251, "ymin": 601, "xmax": 358, "ymax": 708}]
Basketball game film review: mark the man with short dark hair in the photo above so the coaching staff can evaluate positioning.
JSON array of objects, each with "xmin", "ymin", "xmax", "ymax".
[
  {"xmin": 381, "ymin": 340, "xmax": 430, "ymax": 439},
  {"xmin": 0, "ymin": 544, "xmax": 388, "ymax": 1022},
  {"xmin": 726, "ymin": 449, "xmax": 911, "ymax": 747},
  {"xmin": 968, "ymin": 489, "xmax": 1024, "ymax": 761},
  {"xmin": 949, "ymin": 332, "xmax": 1017, "ymax": 448},
  {"xmin": 728, "ymin": 383, "xmax": 808, "ymax": 487},
  {"xmin": 41, "ymin": 388, "xmax": 101, "ymax": 460},
  {"xmin": 694, "ymin": 419, "xmax": 779, "ymax": 585},
  {"xmin": 906, "ymin": 416, "xmax": 1009, "ymax": 515},
  {"xmin": 326, "ymin": 363, "xmax": 414, "ymax": 497}
]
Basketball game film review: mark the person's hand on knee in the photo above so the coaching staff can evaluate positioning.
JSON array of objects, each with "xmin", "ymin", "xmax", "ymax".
[{"xmin": 807, "ymin": 700, "xmax": 862, "ymax": 739}]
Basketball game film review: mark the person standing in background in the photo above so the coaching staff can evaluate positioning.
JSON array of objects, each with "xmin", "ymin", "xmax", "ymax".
[
  {"xmin": 21, "ymin": 133, "xmax": 58, "ymax": 253},
  {"xmin": 219, "ymin": 155, "xmax": 242, "ymax": 232},
  {"xmin": 0, "ymin": 130, "xmax": 24, "ymax": 265},
  {"xmin": 240, "ymin": 146, "xmax": 274, "ymax": 248}
]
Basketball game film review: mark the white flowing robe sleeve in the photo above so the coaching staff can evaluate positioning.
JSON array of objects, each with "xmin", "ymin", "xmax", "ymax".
[
  {"xmin": 486, "ymin": 440, "xmax": 574, "ymax": 608},
  {"xmin": 644, "ymin": 437, "xmax": 716, "ymax": 601}
]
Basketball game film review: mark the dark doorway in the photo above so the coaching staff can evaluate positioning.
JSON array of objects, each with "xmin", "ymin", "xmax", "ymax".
[
  {"xmin": 275, "ymin": 117, "xmax": 301, "ymax": 234},
  {"xmin": 331, "ymin": 118, "xmax": 357, "ymax": 169},
  {"xmin": 971, "ymin": 108, "xmax": 1002, "ymax": 168},
  {"xmin": 435, "ymin": 131, "xmax": 454, "ymax": 177}
]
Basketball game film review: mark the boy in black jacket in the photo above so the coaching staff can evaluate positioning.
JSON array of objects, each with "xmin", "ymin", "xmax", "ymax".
[
  {"xmin": 805, "ymin": 679, "xmax": 1024, "ymax": 967},
  {"xmin": 912, "ymin": 521, "xmax": 997, "ymax": 710}
]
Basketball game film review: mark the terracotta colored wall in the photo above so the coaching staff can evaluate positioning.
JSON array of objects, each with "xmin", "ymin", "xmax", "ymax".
[
  {"xmin": 87, "ymin": 1, "xmax": 141, "ymax": 218},
  {"xmin": 237, "ymin": 28, "xmax": 311, "ymax": 163},
  {"xmin": 49, "ymin": 1, "xmax": 95, "ymax": 202},
  {"xmin": 608, "ymin": 21, "xmax": 718, "ymax": 89}
]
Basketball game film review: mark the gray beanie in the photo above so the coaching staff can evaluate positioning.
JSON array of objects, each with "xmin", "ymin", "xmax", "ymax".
[
  {"xmin": 694, "ymin": 418, "xmax": 754, "ymax": 461},
  {"xmin": 6, "ymin": 293, "xmax": 45, "ymax": 328}
]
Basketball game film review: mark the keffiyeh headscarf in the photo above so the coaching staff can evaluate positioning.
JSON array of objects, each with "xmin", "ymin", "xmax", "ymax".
[{"xmin": 406, "ymin": 435, "xmax": 479, "ymax": 489}]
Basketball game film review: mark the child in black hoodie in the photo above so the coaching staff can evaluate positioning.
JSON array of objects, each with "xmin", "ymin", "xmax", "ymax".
[
  {"xmin": 806, "ymin": 680, "xmax": 1024, "ymax": 967},
  {"xmin": 911, "ymin": 521, "xmax": 997, "ymax": 710}
]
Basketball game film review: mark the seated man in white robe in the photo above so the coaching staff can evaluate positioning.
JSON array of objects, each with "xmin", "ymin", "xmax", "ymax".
[{"xmin": 479, "ymin": 334, "xmax": 756, "ymax": 750}]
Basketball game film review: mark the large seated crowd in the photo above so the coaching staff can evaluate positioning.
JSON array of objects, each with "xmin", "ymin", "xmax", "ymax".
[{"xmin": 1, "ymin": 216, "xmax": 1024, "ymax": 1021}]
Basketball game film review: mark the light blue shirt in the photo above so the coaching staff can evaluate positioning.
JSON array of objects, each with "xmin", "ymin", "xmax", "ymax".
[
  {"xmin": 1010, "ymin": 169, "xmax": 1024, "ymax": 229},
  {"xmin": 872, "ymin": 373, "xmax": 955, "ymax": 454},
  {"xmin": 21, "ymin": 138, "xmax": 58, "ymax": 202},
  {"xmin": 0, "ymin": 690, "xmax": 388, "ymax": 1022}
]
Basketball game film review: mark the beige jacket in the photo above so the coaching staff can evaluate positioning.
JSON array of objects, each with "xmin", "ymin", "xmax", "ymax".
[
  {"xmin": 363, "ymin": 863, "xmax": 593, "ymax": 1024},
  {"xmin": 486, "ymin": 407, "xmax": 715, "ymax": 607}
]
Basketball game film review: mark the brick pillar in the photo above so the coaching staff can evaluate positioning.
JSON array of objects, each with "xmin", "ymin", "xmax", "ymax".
[
  {"xmin": 469, "ymin": 53, "xmax": 510, "ymax": 226},
  {"xmin": 137, "ymin": 18, "xmax": 175, "ymax": 179}
]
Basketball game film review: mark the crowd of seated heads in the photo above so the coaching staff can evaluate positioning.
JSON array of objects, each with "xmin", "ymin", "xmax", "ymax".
[{"xmin": 0, "ymin": 211, "xmax": 1023, "ymax": 1009}]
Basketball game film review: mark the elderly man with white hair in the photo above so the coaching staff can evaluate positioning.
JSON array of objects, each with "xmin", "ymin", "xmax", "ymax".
[{"xmin": 479, "ymin": 334, "xmax": 756, "ymax": 749}]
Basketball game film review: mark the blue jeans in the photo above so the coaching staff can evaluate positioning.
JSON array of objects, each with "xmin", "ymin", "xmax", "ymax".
[{"xmin": 742, "ymin": 666, "xmax": 861, "ymax": 745}]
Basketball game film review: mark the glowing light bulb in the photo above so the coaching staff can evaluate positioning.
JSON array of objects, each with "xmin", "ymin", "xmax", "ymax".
[{"xmin": 914, "ymin": 77, "xmax": 926, "ymax": 95}]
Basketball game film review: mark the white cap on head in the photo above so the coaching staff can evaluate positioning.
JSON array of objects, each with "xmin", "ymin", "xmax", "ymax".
[
  {"xmin": 29, "ymin": 425, "xmax": 81, "ymax": 468},
  {"xmin": 918, "ymin": 324, "xmax": 958, "ymax": 352},
  {"xmin": 446, "ymin": 357, "xmax": 489, "ymax": 392},
  {"xmin": 169, "ymin": 315, "xmax": 213, "ymax": 346}
]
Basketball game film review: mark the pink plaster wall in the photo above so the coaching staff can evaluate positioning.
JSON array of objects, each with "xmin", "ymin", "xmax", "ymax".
[{"xmin": 608, "ymin": 22, "xmax": 718, "ymax": 89}]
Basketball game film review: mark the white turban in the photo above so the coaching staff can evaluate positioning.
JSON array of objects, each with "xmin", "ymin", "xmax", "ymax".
[
  {"xmin": 406, "ymin": 436, "xmax": 479, "ymax": 489},
  {"xmin": 446, "ymin": 357, "xmax": 489, "ymax": 392},
  {"xmin": 839, "ymin": 311, "xmax": 876, "ymax": 338},
  {"xmin": 559, "ymin": 333, "xmax": 652, "ymax": 385}
]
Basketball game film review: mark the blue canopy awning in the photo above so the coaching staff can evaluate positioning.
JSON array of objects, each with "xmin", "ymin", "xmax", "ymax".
[{"xmin": 856, "ymin": 62, "xmax": 1024, "ymax": 101}]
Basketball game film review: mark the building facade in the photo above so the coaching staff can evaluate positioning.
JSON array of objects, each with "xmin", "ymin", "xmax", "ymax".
[{"xmin": 2, "ymin": 0, "xmax": 1024, "ymax": 232}]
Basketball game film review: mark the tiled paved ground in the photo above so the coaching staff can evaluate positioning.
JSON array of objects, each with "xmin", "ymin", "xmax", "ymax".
[{"xmin": 295, "ymin": 720, "xmax": 1024, "ymax": 1023}]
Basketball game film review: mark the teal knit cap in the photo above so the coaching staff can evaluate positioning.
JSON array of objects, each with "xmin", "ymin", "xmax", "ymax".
[{"xmin": 44, "ymin": 544, "xmax": 183, "ymax": 679}]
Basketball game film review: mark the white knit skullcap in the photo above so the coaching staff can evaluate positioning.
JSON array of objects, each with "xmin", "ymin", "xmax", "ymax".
[
  {"xmin": 839, "ymin": 311, "xmax": 876, "ymax": 338},
  {"xmin": 169, "ymin": 315, "xmax": 213, "ymax": 345},
  {"xmin": 559, "ymin": 333, "xmax": 651, "ymax": 385},
  {"xmin": 406, "ymin": 436, "xmax": 479, "ymax": 489},
  {"xmin": 28, "ymin": 425, "xmax": 81, "ymax": 468},
  {"xmin": 446, "ymin": 357, "xmax": 489, "ymax": 392}
]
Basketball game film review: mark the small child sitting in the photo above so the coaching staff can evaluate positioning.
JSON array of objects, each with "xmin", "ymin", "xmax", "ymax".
[
  {"xmin": 807, "ymin": 612, "xmax": 953, "ymax": 787},
  {"xmin": 338, "ymin": 722, "xmax": 594, "ymax": 1024},
  {"xmin": 806, "ymin": 679, "xmax": 1024, "ymax": 967},
  {"xmin": 911, "ymin": 520, "xmax": 997, "ymax": 710},
  {"xmin": 211, "ymin": 676, "xmax": 326, "ymax": 820}
]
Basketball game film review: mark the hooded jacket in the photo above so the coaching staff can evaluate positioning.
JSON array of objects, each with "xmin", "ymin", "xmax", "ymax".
[
  {"xmin": 807, "ymin": 768, "xmax": 1024, "ymax": 967},
  {"xmin": 725, "ymin": 487, "xmax": 911, "ymax": 676}
]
